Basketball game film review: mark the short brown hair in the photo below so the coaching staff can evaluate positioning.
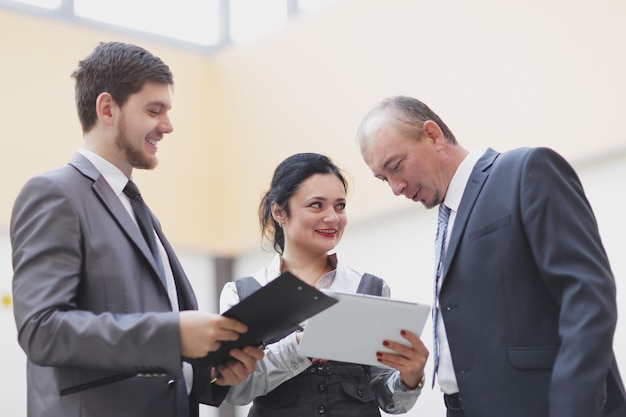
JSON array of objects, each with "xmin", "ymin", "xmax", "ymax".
[{"xmin": 71, "ymin": 42, "xmax": 174, "ymax": 133}]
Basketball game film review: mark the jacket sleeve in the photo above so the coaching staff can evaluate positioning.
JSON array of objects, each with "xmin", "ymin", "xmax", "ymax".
[
  {"xmin": 521, "ymin": 148, "xmax": 617, "ymax": 417},
  {"xmin": 11, "ymin": 175, "xmax": 183, "ymax": 377}
]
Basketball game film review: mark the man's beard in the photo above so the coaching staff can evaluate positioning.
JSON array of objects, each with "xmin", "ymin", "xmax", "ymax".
[{"xmin": 115, "ymin": 114, "xmax": 158, "ymax": 170}]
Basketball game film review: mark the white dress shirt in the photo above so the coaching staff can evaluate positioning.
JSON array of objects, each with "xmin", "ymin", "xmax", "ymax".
[{"xmin": 435, "ymin": 149, "xmax": 484, "ymax": 394}]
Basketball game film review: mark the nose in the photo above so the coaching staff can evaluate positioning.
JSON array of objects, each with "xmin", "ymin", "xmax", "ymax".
[
  {"xmin": 389, "ymin": 178, "xmax": 406, "ymax": 197},
  {"xmin": 324, "ymin": 208, "xmax": 340, "ymax": 223},
  {"xmin": 159, "ymin": 115, "xmax": 174, "ymax": 134}
]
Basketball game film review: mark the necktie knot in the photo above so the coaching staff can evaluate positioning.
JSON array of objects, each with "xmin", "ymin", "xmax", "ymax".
[
  {"xmin": 435, "ymin": 204, "xmax": 451, "ymax": 266},
  {"xmin": 438, "ymin": 203, "xmax": 451, "ymax": 226},
  {"xmin": 123, "ymin": 181, "xmax": 141, "ymax": 200}
]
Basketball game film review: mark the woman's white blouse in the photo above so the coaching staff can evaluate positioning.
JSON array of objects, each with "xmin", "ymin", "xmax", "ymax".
[{"xmin": 219, "ymin": 254, "xmax": 422, "ymax": 413}]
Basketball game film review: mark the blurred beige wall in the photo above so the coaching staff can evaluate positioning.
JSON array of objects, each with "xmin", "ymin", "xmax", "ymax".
[{"xmin": 2, "ymin": 0, "xmax": 625, "ymax": 256}]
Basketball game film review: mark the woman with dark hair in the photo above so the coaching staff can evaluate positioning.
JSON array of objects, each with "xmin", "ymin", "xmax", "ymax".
[{"xmin": 219, "ymin": 153, "xmax": 428, "ymax": 416}]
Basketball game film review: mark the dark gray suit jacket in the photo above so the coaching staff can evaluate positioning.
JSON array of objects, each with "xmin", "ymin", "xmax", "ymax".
[
  {"xmin": 439, "ymin": 147, "xmax": 626, "ymax": 417},
  {"xmin": 11, "ymin": 153, "xmax": 224, "ymax": 417}
]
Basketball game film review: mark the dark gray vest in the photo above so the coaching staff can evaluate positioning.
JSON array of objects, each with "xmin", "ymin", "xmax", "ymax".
[{"xmin": 234, "ymin": 273, "xmax": 385, "ymax": 417}]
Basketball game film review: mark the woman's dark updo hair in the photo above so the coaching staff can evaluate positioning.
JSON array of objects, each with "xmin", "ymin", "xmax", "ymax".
[{"xmin": 259, "ymin": 153, "xmax": 348, "ymax": 255}]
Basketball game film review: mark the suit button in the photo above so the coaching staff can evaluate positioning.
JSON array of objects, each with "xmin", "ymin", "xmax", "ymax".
[
  {"xmin": 318, "ymin": 384, "xmax": 325, "ymax": 392},
  {"xmin": 318, "ymin": 405, "xmax": 326, "ymax": 414},
  {"xmin": 357, "ymin": 388, "xmax": 364, "ymax": 397},
  {"xmin": 168, "ymin": 379, "xmax": 176, "ymax": 388}
]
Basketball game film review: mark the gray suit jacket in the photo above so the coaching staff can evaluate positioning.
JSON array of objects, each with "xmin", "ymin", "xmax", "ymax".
[
  {"xmin": 438, "ymin": 147, "xmax": 626, "ymax": 417},
  {"xmin": 11, "ymin": 153, "xmax": 223, "ymax": 417}
]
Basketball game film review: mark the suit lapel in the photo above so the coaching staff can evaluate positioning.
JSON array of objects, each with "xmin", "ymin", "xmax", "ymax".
[
  {"xmin": 69, "ymin": 153, "xmax": 168, "ymax": 293},
  {"xmin": 442, "ymin": 148, "xmax": 500, "ymax": 281}
]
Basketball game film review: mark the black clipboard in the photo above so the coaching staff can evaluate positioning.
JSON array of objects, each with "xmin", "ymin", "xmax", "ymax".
[{"xmin": 191, "ymin": 271, "xmax": 338, "ymax": 367}]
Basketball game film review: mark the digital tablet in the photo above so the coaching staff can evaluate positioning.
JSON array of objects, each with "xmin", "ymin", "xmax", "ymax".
[{"xmin": 297, "ymin": 290, "xmax": 430, "ymax": 368}]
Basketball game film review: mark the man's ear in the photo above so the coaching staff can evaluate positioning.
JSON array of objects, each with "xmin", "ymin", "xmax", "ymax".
[
  {"xmin": 95, "ymin": 92, "xmax": 116, "ymax": 126},
  {"xmin": 422, "ymin": 120, "xmax": 446, "ymax": 147}
]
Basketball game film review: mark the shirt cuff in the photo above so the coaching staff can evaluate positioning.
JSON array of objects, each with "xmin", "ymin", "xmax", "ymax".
[{"xmin": 270, "ymin": 332, "xmax": 312, "ymax": 376}]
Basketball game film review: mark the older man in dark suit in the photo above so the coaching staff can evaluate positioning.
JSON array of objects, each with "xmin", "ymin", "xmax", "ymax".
[
  {"xmin": 11, "ymin": 42, "xmax": 263, "ymax": 417},
  {"xmin": 356, "ymin": 95, "xmax": 626, "ymax": 417}
]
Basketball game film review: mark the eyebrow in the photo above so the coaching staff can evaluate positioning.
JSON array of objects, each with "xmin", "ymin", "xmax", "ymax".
[
  {"xmin": 305, "ymin": 196, "xmax": 346, "ymax": 203},
  {"xmin": 372, "ymin": 155, "xmax": 397, "ymax": 179},
  {"xmin": 146, "ymin": 101, "xmax": 172, "ymax": 110},
  {"xmin": 382, "ymin": 155, "xmax": 399, "ymax": 172}
]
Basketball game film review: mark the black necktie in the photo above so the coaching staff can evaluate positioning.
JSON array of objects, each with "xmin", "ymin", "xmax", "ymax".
[
  {"xmin": 176, "ymin": 379, "xmax": 190, "ymax": 417},
  {"xmin": 123, "ymin": 180, "xmax": 166, "ymax": 287},
  {"xmin": 124, "ymin": 181, "xmax": 188, "ymax": 416}
]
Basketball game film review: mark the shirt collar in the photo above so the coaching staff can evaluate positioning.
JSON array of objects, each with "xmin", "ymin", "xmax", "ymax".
[
  {"xmin": 76, "ymin": 148, "xmax": 130, "ymax": 196},
  {"xmin": 268, "ymin": 252, "xmax": 339, "ymax": 288},
  {"xmin": 443, "ymin": 149, "xmax": 484, "ymax": 212}
]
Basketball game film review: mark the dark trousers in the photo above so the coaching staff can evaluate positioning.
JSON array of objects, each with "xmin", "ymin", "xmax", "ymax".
[{"xmin": 444, "ymin": 393, "xmax": 464, "ymax": 417}]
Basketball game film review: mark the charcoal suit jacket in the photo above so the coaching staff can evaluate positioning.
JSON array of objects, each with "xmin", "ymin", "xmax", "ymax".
[
  {"xmin": 438, "ymin": 147, "xmax": 626, "ymax": 417},
  {"xmin": 11, "ymin": 153, "xmax": 226, "ymax": 417}
]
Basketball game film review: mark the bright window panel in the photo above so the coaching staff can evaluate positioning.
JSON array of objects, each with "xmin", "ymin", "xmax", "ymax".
[
  {"xmin": 9, "ymin": 0, "xmax": 62, "ymax": 9},
  {"xmin": 229, "ymin": 0, "xmax": 288, "ymax": 44},
  {"xmin": 74, "ymin": 0, "xmax": 221, "ymax": 46}
]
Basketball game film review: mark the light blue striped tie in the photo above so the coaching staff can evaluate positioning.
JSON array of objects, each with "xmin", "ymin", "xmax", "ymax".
[{"xmin": 432, "ymin": 203, "xmax": 451, "ymax": 387}]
